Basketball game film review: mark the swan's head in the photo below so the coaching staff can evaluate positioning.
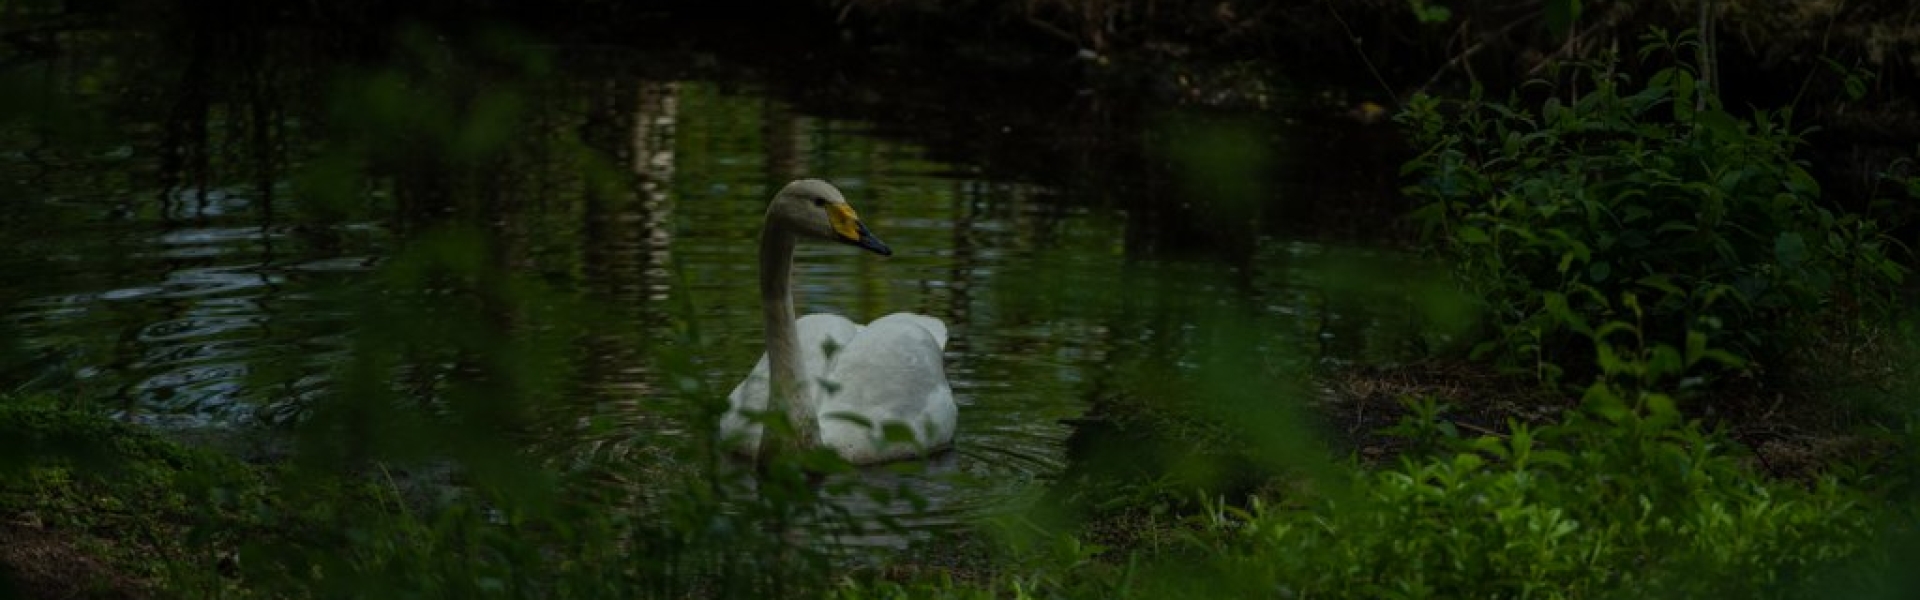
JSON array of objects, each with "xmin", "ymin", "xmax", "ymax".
[{"xmin": 767, "ymin": 179, "xmax": 893, "ymax": 256}]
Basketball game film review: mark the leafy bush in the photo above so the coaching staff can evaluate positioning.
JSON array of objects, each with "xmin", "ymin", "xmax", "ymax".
[
  {"xmin": 874, "ymin": 423, "xmax": 1900, "ymax": 600},
  {"xmin": 1400, "ymin": 29, "xmax": 1911, "ymax": 384},
  {"xmin": 1180, "ymin": 400, "xmax": 1891, "ymax": 598},
  {"xmin": 843, "ymin": 319, "xmax": 1907, "ymax": 599},
  {"xmin": 1169, "ymin": 311, "xmax": 1897, "ymax": 598}
]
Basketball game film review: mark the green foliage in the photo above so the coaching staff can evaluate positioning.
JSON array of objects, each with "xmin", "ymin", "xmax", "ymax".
[
  {"xmin": 1405, "ymin": 0, "xmax": 1452, "ymax": 25},
  {"xmin": 1542, "ymin": 0, "xmax": 1582, "ymax": 40},
  {"xmin": 844, "ymin": 321, "xmax": 1911, "ymax": 599},
  {"xmin": 1400, "ymin": 29, "xmax": 1911, "ymax": 385},
  {"xmin": 1819, "ymin": 57, "xmax": 1877, "ymax": 103},
  {"xmin": 1183, "ymin": 397, "xmax": 1890, "ymax": 599}
]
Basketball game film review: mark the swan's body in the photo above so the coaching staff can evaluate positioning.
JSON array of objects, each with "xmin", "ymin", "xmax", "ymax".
[{"xmin": 718, "ymin": 179, "xmax": 956, "ymax": 465}]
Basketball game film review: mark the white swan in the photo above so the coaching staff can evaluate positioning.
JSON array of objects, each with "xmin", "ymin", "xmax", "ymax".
[{"xmin": 718, "ymin": 179, "xmax": 957, "ymax": 465}]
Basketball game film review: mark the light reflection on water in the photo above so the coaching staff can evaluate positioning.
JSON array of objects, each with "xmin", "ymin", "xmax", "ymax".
[{"xmin": 2, "ymin": 69, "xmax": 1416, "ymax": 548}]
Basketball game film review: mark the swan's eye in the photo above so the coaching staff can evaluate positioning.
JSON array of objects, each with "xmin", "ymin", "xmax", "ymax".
[{"xmin": 811, "ymin": 197, "xmax": 827, "ymax": 208}]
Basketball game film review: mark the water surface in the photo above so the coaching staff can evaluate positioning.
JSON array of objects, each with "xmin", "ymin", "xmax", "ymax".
[{"xmin": 0, "ymin": 27, "xmax": 1422, "ymax": 546}]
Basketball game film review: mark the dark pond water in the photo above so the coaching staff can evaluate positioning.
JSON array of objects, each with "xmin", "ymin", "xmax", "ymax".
[{"xmin": 0, "ymin": 21, "xmax": 1428, "ymax": 547}]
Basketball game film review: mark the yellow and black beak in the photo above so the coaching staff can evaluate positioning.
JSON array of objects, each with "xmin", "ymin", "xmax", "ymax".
[{"xmin": 828, "ymin": 204, "xmax": 893, "ymax": 256}]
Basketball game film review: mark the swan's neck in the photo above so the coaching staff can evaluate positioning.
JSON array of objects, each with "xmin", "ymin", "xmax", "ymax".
[{"xmin": 759, "ymin": 224, "xmax": 819, "ymax": 451}]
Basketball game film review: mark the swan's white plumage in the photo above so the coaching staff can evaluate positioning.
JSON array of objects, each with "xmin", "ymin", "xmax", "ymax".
[
  {"xmin": 718, "ymin": 179, "xmax": 957, "ymax": 465},
  {"xmin": 720, "ymin": 312, "xmax": 955, "ymax": 464}
]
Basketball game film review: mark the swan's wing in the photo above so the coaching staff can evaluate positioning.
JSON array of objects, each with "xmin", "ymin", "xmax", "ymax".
[{"xmin": 818, "ymin": 315, "xmax": 957, "ymax": 461}]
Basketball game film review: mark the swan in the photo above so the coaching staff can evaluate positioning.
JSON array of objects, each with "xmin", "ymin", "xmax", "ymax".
[{"xmin": 718, "ymin": 179, "xmax": 957, "ymax": 465}]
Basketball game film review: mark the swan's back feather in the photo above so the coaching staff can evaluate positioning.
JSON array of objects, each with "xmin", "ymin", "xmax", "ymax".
[
  {"xmin": 868, "ymin": 312, "xmax": 948, "ymax": 348},
  {"xmin": 817, "ymin": 312, "xmax": 953, "ymax": 463}
]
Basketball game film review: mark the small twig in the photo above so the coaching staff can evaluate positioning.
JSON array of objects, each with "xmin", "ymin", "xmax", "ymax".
[
  {"xmin": 1026, "ymin": 15, "xmax": 1084, "ymax": 46},
  {"xmin": 1022, "ymin": 2, "xmax": 1087, "ymax": 48},
  {"xmin": 1759, "ymin": 393, "xmax": 1785, "ymax": 421},
  {"xmin": 1747, "ymin": 436, "xmax": 1782, "ymax": 477},
  {"xmin": 1419, "ymin": 14, "xmax": 1544, "ymax": 94},
  {"xmin": 1525, "ymin": 20, "xmax": 1610, "ymax": 77},
  {"xmin": 1419, "ymin": 22, "xmax": 1514, "ymax": 94},
  {"xmin": 1418, "ymin": 19, "xmax": 1481, "ymax": 93},
  {"xmin": 1788, "ymin": 4, "xmax": 1843, "ymax": 115},
  {"xmin": 1453, "ymin": 419, "xmax": 1505, "ymax": 438},
  {"xmin": 1323, "ymin": 0, "xmax": 1400, "ymax": 108}
]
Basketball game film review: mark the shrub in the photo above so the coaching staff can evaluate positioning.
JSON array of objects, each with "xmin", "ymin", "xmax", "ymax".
[
  {"xmin": 1098, "ymin": 319, "xmax": 1898, "ymax": 599},
  {"xmin": 1399, "ymin": 28, "xmax": 1910, "ymax": 385},
  {"xmin": 831, "ymin": 299, "xmax": 1917, "ymax": 599},
  {"xmin": 1180, "ymin": 397, "xmax": 1891, "ymax": 599}
]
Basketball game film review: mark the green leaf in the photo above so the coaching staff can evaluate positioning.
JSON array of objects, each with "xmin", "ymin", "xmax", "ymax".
[
  {"xmin": 1696, "ymin": 109, "xmax": 1743, "ymax": 139},
  {"xmin": 881, "ymin": 422, "xmax": 919, "ymax": 444},
  {"xmin": 1582, "ymin": 383, "xmax": 1628, "ymax": 423},
  {"xmin": 1542, "ymin": 292, "xmax": 1591, "ymax": 334},
  {"xmin": 1458, "ymin": 226, "xmax": 1492, "ymax": 244},
  {"xmin": 1531, "ymin": 449, "xmax": 1573, "ymax": 469},
  {"xmin": 1645, "ymin": 393, "xmax": 1680, "ymax": 425},
  {"xmin": 1715, "ymin": 169, "xmax": 1747, "ymax": 193},
  {"xmin": 825, "ymin": 411, "xmax": 874, "ymax": 429},
  {"xmin": 1468, "ymin": 436, "xmax": 1510, "ymax": 457},
  {"xmin": 1452, "ymin": 452, "xmax": 1486, "ymax": 472},
  {"xmin": 1593, "ymin": 321, "xmax": 1636, "ymax": 343},
  {"xmin": 1685, "ymin": 331, "xmax": 1708, "ymax": 366},
  {"xmin": 1876, "ymin": 259, "xmax": 1907, "ymax": 283},
  {"xmin": 1636, "ymin": 275, "xmax": 1684, "ymax": 296},
  {"xmin": 1656, "ymin": 220, "xmax": 1698, "ymax": 234},
  {"xmin": 1673, "ymin": 70, "xmax": 1696, "ymax": 120},
  {"xmin": 1647, "ymin": 345, "xmax": 1684, "ymax": 379},
  {"xmin": 1621, "ymin": 205, "xmax": 1653, "ymax": 223},
  {"xmin": 1409, "ymin": 0, "xmax": 1453, "ymax": 24},
  {"xmin": 1544, "ymin": 0, "xmax": 1584, "ymax": 41},
  {"xmin": 1773, "ymin": 232, "xmax": 1808, "ymax": 268},
  {"xmin": 1588, "ymin": 261, "xmax": 1612, "ymax": 283}
]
